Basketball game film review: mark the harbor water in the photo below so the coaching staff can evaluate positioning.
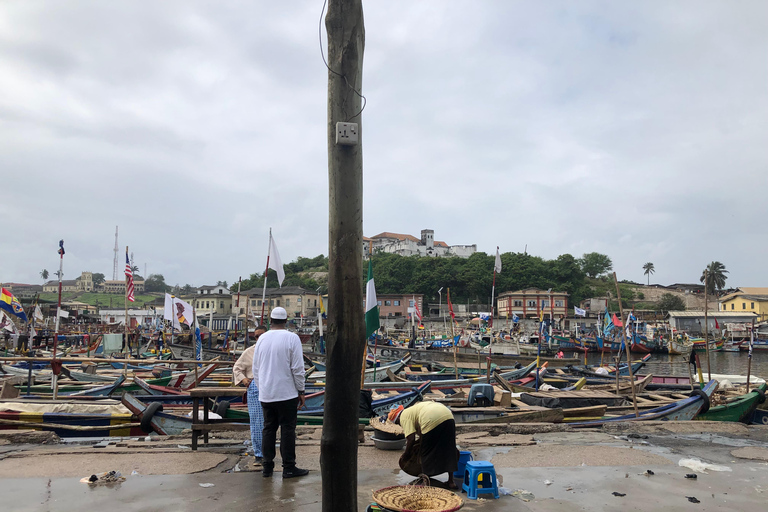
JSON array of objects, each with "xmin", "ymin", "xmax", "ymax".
[{"xmin": 582, "ymin": 350, "xmax": 768, "ymax": 380}]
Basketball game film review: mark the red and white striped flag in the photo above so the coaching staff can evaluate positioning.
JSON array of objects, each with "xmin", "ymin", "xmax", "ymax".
[
  {"xmin": 413, "ymin": 296, "xmax": 422, "ymax": 324},
  {"xmin": 125, "ymin": 251, "xmax": 135, "ymax": 302}
]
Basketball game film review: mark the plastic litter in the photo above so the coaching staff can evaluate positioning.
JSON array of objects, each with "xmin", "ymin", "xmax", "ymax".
[
  {"xmin": 144, "ymin": 436, "xmax": 151, "ymax": 442},
  {"xmin": 687, "ymin": 496, "xmax": 700, "ymax": 503},
  {"xmin": 80, "ymin": 470, "xmax": 125, "ymax": 485},
  {"xmin": 498, "ymin": 487, "xmax": 513, "ymax": 496},
  {"xmin": 685, "ymin": 474, "xmax": 698, "ymax": 479},
  {"xmin": 595, "ymin": 367, "xmax": 609, "ymax": 375},
  {"xmin": 512, "ymin": 489, "xmax": 535, "ymax": 501},
  {"xmin": 188, "ymin": 411, "xmax": 222, "ymax": 421},
  {"xmin": 643, "ymin": 470, "xmax": 654, "ymax": 477},
  {"xmin": 678, "ymin": 458, "xmax": 732, "ymax": 474},
  {"xmin": 199, "ymin": 483, "xmax": 215, "ymax": 488},
  {"xmin": 544, "ymin": 480, "xmax": 553, "ymax": 486},
  {"xmin": 131, "ymin": 470, "xmax": 139, "ymax": 476},
  {"xmin": 612, "ymin": 492, "xmax": 626, "ymax": 497}
]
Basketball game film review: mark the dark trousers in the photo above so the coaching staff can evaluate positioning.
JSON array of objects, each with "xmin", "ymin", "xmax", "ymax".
[{"xmin": 261, "ymin": 397, "xmax": 299, "ymax": 470}]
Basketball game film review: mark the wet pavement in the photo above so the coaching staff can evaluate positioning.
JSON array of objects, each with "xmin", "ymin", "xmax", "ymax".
[{"xmin": 1, "ymin": 423, "xmax": 767, "ymax": 511}]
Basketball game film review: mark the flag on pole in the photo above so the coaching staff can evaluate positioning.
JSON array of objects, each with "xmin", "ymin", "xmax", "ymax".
[
  {"xmin": 714, "ymin": 317, "xmax": 719, "ymax": 329},
  {"xmin": 512, "ymin": 314, "xmax": 520, "ymax": 323},
  {"xmin": 494, "ymin": 247, "xmax": 502, "ymax": 274},
  {"xmin": 365, "ymin": 260, "xmax": 380, "ymax": 339},
  {"xmin": 164, "ymin": 293, "xmax": 193, "ymax": 330},
  {"xmin": 319, "ymin": 295, "xmax": 327, "ymax": 319},
  {"xmin": 574, "ymin": 306, "xmax": 586, "ymax": 317},
  {"xmin": 34, "ymin": 305, "xmax": 44, "ymax": 322},
  {"xmin": 124, "ymin": 250, "xmax": 135, "ymax": 302},
  {"xmin": 0, "ymin": 288, "xmax": 27, "ymax": 323},
  {"xmin": 612, "ymin": 313, "xmax": 623, "ymax": 327},
  {"xmin": 194, "ymin": 316, "xmax": 202, "ymax": 362},
  {"xmin": 0, "ymin": 311, "xmax": 16, "ymax": 332},
  {"xmin": 603, "ymin": 311, "xmax": 614, "ymax": 337},
  {"xmin": 58, "ymin": 239, "xmax": 65, "ymax": 256},
  {"xmin": 413, "ymin": 296, "xmax": 422, "ymax": 324},
  {"xmin": 749, "ymin": 327, "xmax": 754, "ymax": 357},
  {"xmin": 447, "ymin": 288, "xmax": 456, "ymax": 321},
  {"xmin": 268, "ymin": 232, "xmax": 285, "ymax": 287}
]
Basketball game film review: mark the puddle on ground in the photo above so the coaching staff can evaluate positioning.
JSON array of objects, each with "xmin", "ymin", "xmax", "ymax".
[
  {"xmin": 667, "ymin": 434, "xmax": 765, "ymax": 448},
  {"xmin": 473, "ymin": 446, "xmax": 512, "ymax": 461}
]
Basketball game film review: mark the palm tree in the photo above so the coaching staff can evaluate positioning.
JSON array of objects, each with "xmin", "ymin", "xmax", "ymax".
[
  {"xmin": 40, "ymin": 269, "xmax": 49, "ymax": 281},
  {"xmin": 700, "ymin": 261, "xmax": 729, "ymax": 293},
  {"xmin": 131, "ymin": 265, "xmax": 140, "ymax": 274},
  {"xmin": 642, "ymin": 262, "xmax": 655, "ymax": 285}
]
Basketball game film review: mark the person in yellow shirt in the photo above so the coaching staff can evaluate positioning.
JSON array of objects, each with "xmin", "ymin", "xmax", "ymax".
[{"xmin": 389, "ymin": 401, "xmax": 459, "ymax": 489}]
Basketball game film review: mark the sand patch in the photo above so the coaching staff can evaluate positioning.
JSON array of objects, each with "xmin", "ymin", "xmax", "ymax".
[{"xmin": 490, "ymin": 444, "xmax": 672, "ymax": 467}]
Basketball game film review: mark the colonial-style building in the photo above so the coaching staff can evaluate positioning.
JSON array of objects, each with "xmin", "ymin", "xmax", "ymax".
[
  {"xmin": 43, "ymin": 272, "xmax": 96, "ymax": 293},
  {"xmin": 101, "ymin": 279, "xmax": 145, "ymax": 295},
  {"xmin": 376, "ymin": 294, "xmax": 425, "ymax": 319},
  {"xmin": 234, "ymin": 287, "xmax": 322, "ymax": 322},
  {"xmin": 363, "ymin": 229, "xmax": 476, "ymax": 258},
  {"xmin": 496, "ymin": 289, "xmax": 569, "ymax": 320},
  {"xmin": 719, "ymin": 288, "xmax": 768, "ymax": 322},
  {"xmin": 197, "ymin": 285, "xmax": 230, "ymax": 296},
  {"xmin": 2, "ymin": 283, "xmax": 43, "ymax": 298}
]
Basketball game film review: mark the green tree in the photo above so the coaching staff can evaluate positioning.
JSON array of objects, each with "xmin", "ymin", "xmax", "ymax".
[
  {"xmin": 579, "ymin": 252, "xmax": 613, "ymax": 278},
  {"xmin": 144, "ymin": 274, "xmax": 169, "ymax": 293},
  {"xmin": 642, "ymin": 262, "xmax": 655, "ymax": 285},
  {"xmin": 700, "ymin": 261, "xmax": 728, "ymax": 293},
  {"xmin": 40, "ymin": 269, "xmax": 49, "ymax": 281},
  {"xmin": 658, "ymin": 293, "xmax": 686, "ymax": 311},
  {"xmin": 92, "ymin": 272, "xmax": 105, "ymax": 285}
]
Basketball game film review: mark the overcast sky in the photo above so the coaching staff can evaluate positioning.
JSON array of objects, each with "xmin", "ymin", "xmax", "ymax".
[{"xmin": 1, "ymin": 1, "xmax": 766, "ymax": 291}]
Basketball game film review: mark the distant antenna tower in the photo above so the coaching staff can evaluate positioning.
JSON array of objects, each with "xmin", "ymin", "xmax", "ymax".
[{"xmin": 112, "ymin": 226, "xmax": 119, "ymax": 280}]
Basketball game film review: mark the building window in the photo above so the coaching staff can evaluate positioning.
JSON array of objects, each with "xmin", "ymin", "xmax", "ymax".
[
  {"xmin": 377, "ymin": 300, "xmax": 382, "ymax": 306},
  {"xmin": 751, "ymin": 302, "xmax": 755, "ymax": 309},
  {"xmin": 256, "ymin": 300, "xmax": 260, "ymax": 306},
  {"xmin": 394, "ymin": 300, "xmax": 400, "ymax": 306},
  {"xmin": 555, "ymin": 300, "xmax": 563, "ymax": 307},
  {"xmin": 297, "ymin": 297, "xmax": 302, "ymax": 303},
  {"xmin": 220, "ymin": 301, "xmax": 224, "ymax": 309},
  {"xmin": 513, "ymin": 300, "xmax": 523, "ymax": 307},
  {"xmin": 285, "ymin": 299, "xmax": 290, "ymax": 307},
  {"xmin": 206, "ymin": 301, "xmax": 209, "ymax": 309},
  {"xmin": 276, "ymin": 300, "xmax": 280, "ymax": 306},
  {"xmin": 743, "ymin": 303, "xmax": 746, "ymax": 309},
  {"xmin": 542, "ymin": 300, "xmax": 549, "ymax": 307},
  {"xmin": 218, "ymin": 290, "xmax": 222, "ymax": 294},
  {"xmin": 731, "ymin": 304, "xmax": 734, "ymax": 310},
  {"xmin": 527, "ymin": 300, "xmax": 536, "ymax": 307},
  {"xmin": 385, "ymin": 300, "xmax": 391, "ymax": 306},
  {"xmin": 240, "ymin": 308, "xmax": 244, "ymax": 314},
  {"xmin": 409, "ymin": 300, "xmax": 415, "ymax": 307}
]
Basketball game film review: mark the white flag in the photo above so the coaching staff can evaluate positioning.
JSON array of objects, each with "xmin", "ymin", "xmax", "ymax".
[
  {"xmin": 494, "ymin": 247, "xmax": 502, "ymax": 274},
  {"xmin": 268, "ymin": 232, "xmax": 285, "ymax": 287},
  {"xmin": 57, "ymin": 309, "xmax": 69, "ymax": 318},
  {"xmin": 34, "ymin": 305, "xmax": 44, "ymax": 321},
  {"xmin": 574, "ymin": 306, "xmax": 586, "ymax": 317},
  {"xmin": 164, "ymin": 293, "xmax": 193, "ymax": 329}
]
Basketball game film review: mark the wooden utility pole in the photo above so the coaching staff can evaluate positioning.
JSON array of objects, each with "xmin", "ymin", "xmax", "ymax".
[{"xmin": 321, "ymin": 2, "xmax": 365, "ymax": 511}]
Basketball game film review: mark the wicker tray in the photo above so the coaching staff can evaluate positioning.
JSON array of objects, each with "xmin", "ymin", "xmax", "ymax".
[{"xmin": 372, "ymin": 485, "xmax": 463, "ymax": 512}]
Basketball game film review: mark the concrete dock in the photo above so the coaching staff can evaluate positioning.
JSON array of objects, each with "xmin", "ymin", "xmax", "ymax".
[{"xmin": 1, "ymin": 422, "xmax": 767, "ymax": 511}]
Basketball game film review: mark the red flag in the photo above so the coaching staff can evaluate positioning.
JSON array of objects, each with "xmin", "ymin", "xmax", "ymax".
[
  {"xmin": 714, "ymin": 318, "xmax": 719, "ymax": 329},
  {"xmin": 413, "ymin": 296, "xmax": 422, "ymax": 323},
  {"xmin": 447, "ymin": 288, "xmax": 456, "ymax": 321},
  {"xmin": 612, "ymin": 313, "xmax": 623, "ymax": 327}
]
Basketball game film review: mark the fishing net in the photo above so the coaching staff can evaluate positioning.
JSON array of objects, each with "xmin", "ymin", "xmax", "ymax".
[{"xmin": 372, "ymin": 475, "xmax": 463, "ymax": 512}]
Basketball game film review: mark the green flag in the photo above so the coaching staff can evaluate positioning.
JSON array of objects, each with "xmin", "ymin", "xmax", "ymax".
[{"xmin": 365, "ymin": 260, "xmax": 380, "ymax": 338}]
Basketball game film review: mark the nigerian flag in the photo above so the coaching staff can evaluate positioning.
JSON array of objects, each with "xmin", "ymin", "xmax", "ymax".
[{"xmin": 365, "ymin": 260, "xmax": 380, "ymax": 339}]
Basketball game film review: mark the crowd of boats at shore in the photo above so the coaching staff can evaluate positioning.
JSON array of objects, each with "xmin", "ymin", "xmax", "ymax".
[{"xmin": 0, "ymin": 325, "xmax": 767, "ymax": 442}]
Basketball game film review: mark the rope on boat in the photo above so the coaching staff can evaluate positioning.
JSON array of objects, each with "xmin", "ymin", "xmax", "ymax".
[{"xmin": 0, "ymin": 418, "xmax": 143, "ymax": 431}]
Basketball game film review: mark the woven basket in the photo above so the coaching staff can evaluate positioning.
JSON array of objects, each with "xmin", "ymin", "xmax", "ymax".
[{"xmin": 372, "ymin": 485, "xmax": 463, "ymax": 512}]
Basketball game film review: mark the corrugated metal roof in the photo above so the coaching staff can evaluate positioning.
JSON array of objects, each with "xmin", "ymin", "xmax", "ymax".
[{"xmin": 667, "ymin": 311, "xmax": 757, "ymax": 318}]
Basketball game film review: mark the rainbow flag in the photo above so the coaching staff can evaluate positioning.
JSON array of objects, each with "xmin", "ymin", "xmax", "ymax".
[{"xmin": 0, "ymin": 288, "xmax": 27, "ymax": 323}]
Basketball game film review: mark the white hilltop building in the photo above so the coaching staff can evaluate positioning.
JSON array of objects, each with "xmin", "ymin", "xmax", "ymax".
[{"xmin": 363, "ymin": 229, "xmax": 476, "ymax": 258}]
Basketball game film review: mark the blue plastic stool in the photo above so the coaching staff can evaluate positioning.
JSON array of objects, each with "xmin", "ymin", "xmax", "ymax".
[
  {"xmin": 462, "ymin": 461, "xmax": 499, "ymax": 500},
  {"xmin": 453, "ymin": 450, "xmax": 473, "ymax": 478}
]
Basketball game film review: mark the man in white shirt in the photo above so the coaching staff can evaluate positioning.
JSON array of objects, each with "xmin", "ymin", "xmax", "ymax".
[{"xmin": 252, "ymin": 307, "xmax": 308, "ymax": 478}]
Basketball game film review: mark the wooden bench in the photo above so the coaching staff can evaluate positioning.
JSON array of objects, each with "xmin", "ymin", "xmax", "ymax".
[{"xmin": 189, "ymin": 387, "xmax": 249, "ymax": 450}]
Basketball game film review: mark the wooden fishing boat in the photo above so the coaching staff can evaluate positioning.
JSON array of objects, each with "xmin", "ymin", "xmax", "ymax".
[
  {"xmin": 740, "ymin": 338, "xmax": 768, "ymax": 351},
  {"xmin": 121, "ymin": 392, "xmax": 193, "ymax": 435},
  {"xmin": 691, "ymin": 338, "xmax": 724, "ymax": 352},
  {"xmin": 301, "ymin": 381, "xmax": 431, "ymax": 417},
  {"xmin": 307, "ymin": 355, "xmax": 411, "ymax": 383},
  {"xmin": 0, "ymin": 399, "xmax": 144, "ymax": 437},
  {"xmin": 668, "ymin": 336, "xmax": 693, "ymax": 355},
  {"xmin": 451, "ymin": 407, "xmax": 564, "ymax": 424},
  {"xmin": 570, "ymin": 380, "xmax": 718, "ymax": 427},
  {"xmin": 404, "ymin": 360, "xmax": 536, "ymax": 382},
  {"xmin": 697, "ymin": 383, "xmax": 767, "ymax": 423}
]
